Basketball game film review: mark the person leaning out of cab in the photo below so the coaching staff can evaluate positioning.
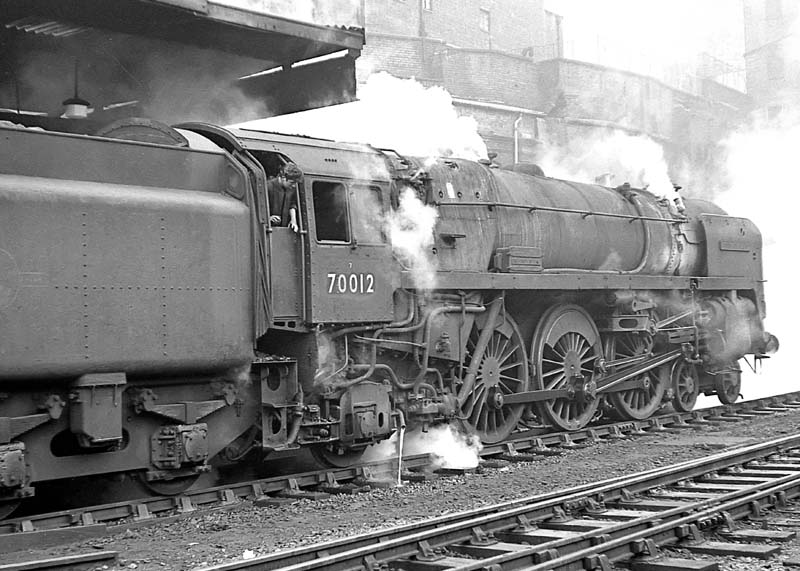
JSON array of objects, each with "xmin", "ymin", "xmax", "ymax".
[{"xmin": 267, "ymin": 162, "xmax": 302, "ymax": 233}]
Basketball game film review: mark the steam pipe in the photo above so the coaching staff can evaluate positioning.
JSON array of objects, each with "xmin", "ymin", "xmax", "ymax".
[
  {"xmin": 435, "ymin": 200, "xmax": 685, "ymax": 223},
  {"xmin": 314, "ymin": 335, "xmax": 350, "ymax": 384},
  {"xmin": 394, "ymin": 409, "xmax": 406, "ymax": 487},
  {"xmin": 330, "ymin": 296, "xmax": 483, "ymax": 391},
  {"xmin": 414, "ymin": 304, "xmax": 486, "ymax": 381},
  {"xmin": 329, "ymin": 289, "xmax": 416, "ymax": 339}
]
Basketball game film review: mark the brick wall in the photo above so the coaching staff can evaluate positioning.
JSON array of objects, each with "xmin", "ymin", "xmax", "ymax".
[
  {"xmin": 441, "ymin": 48, "xmax": 539, "ymax": 108},
  {"xmin": 364, "ymin": 0, "xmax": 419, "ymax": 36},
  {"xmin": 365, "ymin": 0, "xmax": 546, "ymax": 55},
  {"xmin": 360, "ymin": 1, "xmax": 748, "ymax": 184},
  {"xmin": 743, "ymin": 0, "xmax": 800, "ymax": 113}
]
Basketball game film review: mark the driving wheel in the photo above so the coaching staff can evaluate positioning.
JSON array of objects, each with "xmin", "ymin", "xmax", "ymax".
[
  {"xmin": 531, "ymin": 304, "xmax": 602, "ymax": 431},
  {"xmin": 459, "ymin": 311, "xmax": 529, "ymax": 444},
  {"xmin": 606, "ymin": 332, "xmax": 665, "ymax": 420}
]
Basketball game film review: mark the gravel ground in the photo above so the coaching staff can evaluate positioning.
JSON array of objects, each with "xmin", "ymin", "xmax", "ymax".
[{"xmin": 4, "ymin": 408, "xmax": 800, "ymax": 571}]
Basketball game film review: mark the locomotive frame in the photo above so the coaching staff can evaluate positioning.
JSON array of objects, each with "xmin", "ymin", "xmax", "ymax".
[{"xmin": 0, "ymin": 119, "xmax": 776, "ymax": 515}]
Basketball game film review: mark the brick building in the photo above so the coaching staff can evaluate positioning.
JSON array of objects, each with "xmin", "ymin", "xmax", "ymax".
[
  {"xmin": 361, "ymin": 0, "xmax": 749, "ymax": 185},
  {"xmin": 743, "ymin": 0, "xmax": 800, "ymax": 120}
]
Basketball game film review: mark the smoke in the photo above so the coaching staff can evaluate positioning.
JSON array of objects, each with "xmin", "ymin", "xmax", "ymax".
[
  {"xmin": 384, "ymin": 188, "xmax": 439, "ymax": 292},
  {"xmin": 5, "ymin": 35, "xmax": 271, "ymax": 125},
  {"xmin": 538, "ymin": 130, "xmax": 676, "ymax": 199},
  {"xmin": 238, "ymin": 72, "xmax": 489, "ymax": 161},
  {"xmin": 362, "ymin": 424, "xmax": 483, "ymax": 470},
  {"xmin": 137, "ymin": 51, "xmax": 270, "ymax": 125}
]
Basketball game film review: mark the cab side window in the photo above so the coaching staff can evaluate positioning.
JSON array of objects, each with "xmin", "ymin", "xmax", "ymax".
[
  {"xmin": 312, "ymin": 181, "xmax": 350, "ymax": 242},
  {"xmin": 350, "ymin": 185, "xmax": 385, "ymax": 244}
]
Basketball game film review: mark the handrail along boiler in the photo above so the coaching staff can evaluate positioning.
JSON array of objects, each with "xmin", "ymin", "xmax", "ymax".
[{"xmin": 0, "ymin": 118, "xmax": 778, "ymax": 514}]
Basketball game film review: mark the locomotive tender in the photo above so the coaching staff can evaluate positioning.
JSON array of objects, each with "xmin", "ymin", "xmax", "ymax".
[{"xmin": 0, "ymin": 118, "xmax": 777, "ymax": 514}]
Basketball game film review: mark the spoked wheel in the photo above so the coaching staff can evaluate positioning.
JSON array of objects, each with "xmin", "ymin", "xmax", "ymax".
[
  {"xmin": 671, "ymin": 359, "xmax": 700, "ymax": 412},
  {"xmin": 714, "ymin": 366, "xmax": 742, "ymax": 405},
  {"xmin": 311, "ymin": 443, "xmax": 366, "ymax": 468},
  {"xmin": 459, "ymin": 311, "xmax": 529, "ymax": 444},
  {"xmin": 139, "ymin": 473, "xmax": 201, "ymax": 496},
  {"xmin": 606, "ymin": 332, "xmax": 665, "ymax": 420},
  {"xmin": 532, "ymin": 304, "xmax": 602, "ymax": 431}
]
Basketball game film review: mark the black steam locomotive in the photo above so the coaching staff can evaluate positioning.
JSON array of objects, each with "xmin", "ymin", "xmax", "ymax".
[{"xmin": 0, "ymin": 118, "xmax": 777, "ymax": 516}]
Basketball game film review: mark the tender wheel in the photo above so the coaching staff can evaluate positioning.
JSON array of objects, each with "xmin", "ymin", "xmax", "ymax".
[
  {"xmin": 607, "ymin": 332, "xmax": 665, "ymax": 420},
  {"xmin": 671, "ymin": 360, "xmax": 700, "ymax": 412},
  {"xmin": 459, "ymin": 310, "xmax": 530, "ymax": 444},
  {"xmin": 531, "ymin": 304, "xmax": 602, "ymax": 431},
  {"xmin": 311, "ymin": 443, "xmax": 366, "ymax": 468},
  {"xmin": 714, "ymin": 367, "xmax": 742, "ymax": 405},
  {"xmin": 0, "ymin": 501, "xmax": 20, "ymax": 520},
  {"xmin": 139, "ymin": 473, "xmax": 201, "ymax": 496}
]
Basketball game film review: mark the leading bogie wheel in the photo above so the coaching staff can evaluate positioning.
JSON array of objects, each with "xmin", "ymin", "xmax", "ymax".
[
  {"xmin": 714, "ymin": 367, "xmax": 742, "ymax": 405},
  {"xmin": 531, "ymin": 304, "xmax": 602, "ymax": 431},
  {"xmin": 671, "ymin": 359, "xmax": 700, "ymax": 412},
  {"xmin": 459, "ymin": 310, "xmax": 530, "ymax": 444}
]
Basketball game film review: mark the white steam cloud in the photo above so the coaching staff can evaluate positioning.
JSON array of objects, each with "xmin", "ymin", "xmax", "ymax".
[
  {"xmin": 538, "ymin": 131, "xmax": 675, "ymax": 199},
  {"xmin": 384, "ymin": 188, "xmax": 439, "ymax": 292},
  {"xmin": 238, "ymin": 72, "xmax": 489, "ymax": 161},
  {"xmin": 363, "ymin": 424, "xmax": 483, "ymax": 471}
]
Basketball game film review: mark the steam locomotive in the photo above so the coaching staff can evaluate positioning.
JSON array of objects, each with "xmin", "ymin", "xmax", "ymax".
[{"xmin": 0, "ymin": 117, "xmax": 777, "ymax": 516}]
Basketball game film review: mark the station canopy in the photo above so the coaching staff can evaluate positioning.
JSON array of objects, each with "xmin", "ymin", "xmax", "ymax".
[{"xmin": 0, "ymin": 0, "xmax": 364, "ymax": 128}]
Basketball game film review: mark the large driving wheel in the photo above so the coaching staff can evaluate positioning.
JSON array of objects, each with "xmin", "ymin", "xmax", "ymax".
[
  {"xmin": 607, "ymin": 332, "xmax": 665, "ymax": 420},
  {"xmin": 671, "ymin": 359, "xmax": 700, "ymax": 412},
  {"xmin": 531, "ymin": 304, "xmax": 602, "ymax": 431},
  {"xmin": 459, "ymin": 311, "xmax": 529, "ymax": 444}
]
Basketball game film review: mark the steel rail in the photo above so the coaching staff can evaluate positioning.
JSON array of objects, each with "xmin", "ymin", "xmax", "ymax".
[
  {"xmin": 195, "ymin": 431, "xmax": 800, "ymax": 571},
  {"xmin": 0, "ymin": 551, "xmax": 118, "ymax": 571}
]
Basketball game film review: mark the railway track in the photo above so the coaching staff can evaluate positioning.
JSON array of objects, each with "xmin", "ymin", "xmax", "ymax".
[
  {"xmin": 2, "ymin": 391, "xmax": 799, "ymax": 554},
  {"xmin": 195, "ymin": 431, "xmax": 800, "ymax": 571}
]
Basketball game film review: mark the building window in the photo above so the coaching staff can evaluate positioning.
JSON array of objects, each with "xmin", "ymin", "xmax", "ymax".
[
  {"xmin": 766, "ymin": 0, "xmax": 782, "ymax": 21},
  {"xmin": 422, "ymin": 0, "xmax": 432, "ymax": 11},
  {"xmin": 479, "ymin": 9, "xmax": 490, "ymax": 33}
]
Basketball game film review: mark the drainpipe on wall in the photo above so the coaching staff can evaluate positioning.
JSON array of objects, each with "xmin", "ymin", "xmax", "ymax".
[{"xmin": 513, "ymin": 114, "xmax": 523, "ymax": 164}]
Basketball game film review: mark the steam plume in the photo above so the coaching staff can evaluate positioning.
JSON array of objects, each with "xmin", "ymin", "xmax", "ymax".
[
  {"xmin": 538, "ymin": 130, "xmax": 676, "ymax": 199},
  {"xmin": 363, "ymin": 424, "xmax": 483, "ymax": 470},
  {"xmin": 384, "ymin": 188, "xmax": 439, "ymax": 292},
  {"xmin": 238, "ymin": 72, "xmax": 489, "ymax": 161}
]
